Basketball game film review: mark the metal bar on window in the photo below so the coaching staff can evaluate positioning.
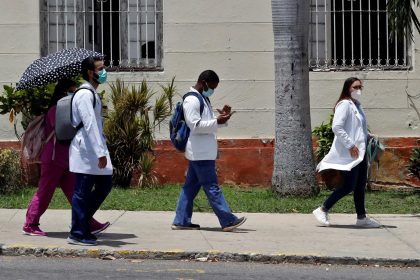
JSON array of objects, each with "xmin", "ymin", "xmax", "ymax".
[
  {"xmin": 127, "ymin": 0, "xmax": 130, "ymax": 66},
  {"xmin": 56, "ymin": 0, "xmax": 59, "ymax": 52},
  {"xmin": 137, "ymin": 0, "xmax": 140, "ymax": 66},
  {"xmin": 47, "ymin": 0, "xmax": 50, "ymax": 53},
  {"xmin": 395, "ymin": 29, "xmax": 398, "ymax": 66},
  {"xmin": 110, "ymin": 0, "xmax": 113, "ymax": 67},
  {"xmin": 43, "ymin": 0, "xmax": 162, "ymax": 70},
  {"xmin": 315, "ymin": 0, "xmax": 319, "ymax": 67},
  {"xmin": 65, "ymin": 0, "xmax": 68, "ymax": 49},
  {"xmin": 403, "ymin": 27, "xmax": 407, "ymax": 66},
  {"xmin": 350, "ymin": 0, "xmax": 354, "ymax": 66},
  {"xmin": 386, "ymin": 7, "xmax": 390, "ymax": 65},
  {"xmin": 83, "ymin": 0, "xmax": 86, "ymax": 49},
  {"xmin": 341, "ymin": 0, "xmax": 345, "ymax": 66},
  {"xmin": 324, "ymin": 0, "xmax": 328, "ymax": 67},
  {"xmin": 145, "ymin": 0, "xmax": 149, "ymax": 64},
  {"xmin": 91, "ymin": 0, "xmax": 95, "ymax": 51},
  {"xmin": 368, "ymin": 0, "xmax": 372, "ymax": 66},
  {"xmin": 101, "ymin": 0, "xmax": 104, "ymax": 54},
  {"xmin": 359, "ymin": 0, "xmax": 362, "ymax": 66},
  {"xmin": 74, "ymin": 0, "xmax": 77, "ymax": 47},
  {"xmin": 333, "ymin": 0, "xmax": 336, "ymax": 66},
  {"xmin": 154, "ymin": 0, "xmax": 157, "ymax": 66},
  {"xmin": 119, "ymin": 0, "xmax": 122, "ymax": 65},
  {"xmin": 377, "ymin": 0, "xmax": 380, "ymax": 65},
  {"xmin": 307, "ymin": 0, "xmax": 410, "ymax": 71}
]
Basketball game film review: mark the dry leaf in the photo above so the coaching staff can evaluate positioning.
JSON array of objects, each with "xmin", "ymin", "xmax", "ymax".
[{"xmin": 8, "ymin": 110, "xmax": 14, "ymax": 123}]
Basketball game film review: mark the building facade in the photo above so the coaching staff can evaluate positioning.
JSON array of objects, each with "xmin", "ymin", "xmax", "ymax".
[{"xmin": 0, "ymin": 0, "xmax": 419, "ymax": 186}]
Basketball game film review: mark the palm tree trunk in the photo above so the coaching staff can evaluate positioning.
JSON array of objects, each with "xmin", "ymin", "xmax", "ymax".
[{"xmin": 271, "ymin": 0, "xmax": 319, "ymax": 196}]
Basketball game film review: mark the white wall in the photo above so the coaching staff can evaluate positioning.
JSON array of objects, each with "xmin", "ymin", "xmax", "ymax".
[{"xmin": 1, "ymin": 0, "xmax": 419, "ymax": 140}]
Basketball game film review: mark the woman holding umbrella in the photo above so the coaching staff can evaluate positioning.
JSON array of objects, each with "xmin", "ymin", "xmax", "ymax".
[{"xmin": 23, "ymin": 79, "xmax": 109, "ymax": 236}]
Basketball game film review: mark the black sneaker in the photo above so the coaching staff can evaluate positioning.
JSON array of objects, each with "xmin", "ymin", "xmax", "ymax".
[
  {"xmin": 171, "ymin": 223, "xmax": 201, "ymax": 230},
  {"xmin": 67, "ymin": 235, "xmax": 97, "ymax": 246},
  {"xmin": 222, "ymin": 217, "xmax": 247, "ymax": 232}
]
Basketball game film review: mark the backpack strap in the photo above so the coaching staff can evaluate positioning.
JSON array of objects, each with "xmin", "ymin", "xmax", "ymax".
[
  {"xmin": 72, "ymin": 87, "xmax": 97, "ymax": 130},
  {"xmin": 73, "ymin": 87, "xmax": 96, "ymax": 108},
  {"xmin": 182, "ymin": 92, "xmax": 204, "ymax": 115}
]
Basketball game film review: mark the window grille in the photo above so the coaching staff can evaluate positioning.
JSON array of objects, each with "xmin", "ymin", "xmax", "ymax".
[
  {"xmin": 40, "ymin": 0, "xmax": 163, "ymax": 71},
  {"xmin": 309, "ymin": 0, "xmax": 411, "ymax": 71}
]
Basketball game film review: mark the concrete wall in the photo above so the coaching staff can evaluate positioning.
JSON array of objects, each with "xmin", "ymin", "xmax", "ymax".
[{"xmin": 1, "ymin": 0, "xmax": 420, "ymax": 141}]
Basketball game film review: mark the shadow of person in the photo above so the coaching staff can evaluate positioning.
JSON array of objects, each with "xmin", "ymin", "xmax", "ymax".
[
  {"xmin": 326, "ymin": 224, "xmax": 397, "ymax": 229},
  {"xmin": 199, "ymin": 227, "xmax": 256, "ymax": 233},
  {"xmin": 96, "ymin": 233, "xmax": 138, "ymax": 247},
  {"xmin": 98, "ymin": 233, "xmax": 137, "ymax": 240},
  {"xmin": 46, "ymin": 232, "xmax": 139, "ymax": 247},
  {"xmin": 47, "ymin": 232, "xmax": 137, "ymax": 239},
  {"xmin": 97, "ymin": 239, "xmax": 137, "ymax": 247}
]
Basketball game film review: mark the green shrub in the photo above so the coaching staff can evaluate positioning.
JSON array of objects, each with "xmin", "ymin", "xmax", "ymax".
[
  {"xmin": 0, "ymin": 78, "xmax": 83, "ymax": 139},
  {"xmin": 312, "ymin": 114, "xmax": 334, "ymax": 162},
  {"xmin": 408, "ymin": 146, "xmax": 420, "ymax": 180},
  {"xmin": 0, "ymin": 149, "xmax": 23, "ymax": 194},
  {"xmin": 104, "ymin": 78, "xmax": 176, "ymax": 188}
]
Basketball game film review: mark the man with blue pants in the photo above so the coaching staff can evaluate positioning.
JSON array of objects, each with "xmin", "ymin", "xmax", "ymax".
[
  {"xmin": 67, "ymin": 56, "xmax": 113, "ymax": 245},
  {"xmin": 172, "ymin": 70, "xmax": 246, "ymax": 232}
]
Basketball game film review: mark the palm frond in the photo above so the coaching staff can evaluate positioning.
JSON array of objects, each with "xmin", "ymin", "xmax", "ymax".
[
  {"xmin": 160, "ymin": 76, "xmax": 177, "ymax": 110},
  {"xmin": 387, "ymin": 0, "xmax": 420, "ymax": 41}
]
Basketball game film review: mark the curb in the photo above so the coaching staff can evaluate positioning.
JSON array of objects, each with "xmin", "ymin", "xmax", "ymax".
[{"xmin": 1, "ymin": 245, "xmax": 420, "ymax": 267}]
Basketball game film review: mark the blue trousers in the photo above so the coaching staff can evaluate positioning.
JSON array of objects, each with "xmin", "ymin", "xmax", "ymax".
[
  {"xmin": 71, "ymin": 173, "xmax": 112, "ymax": 239},
  {"xmin": 173, "ymin": 160, "xmax": 237, "ymax": 228},
  {"xmin": 323, "ymin": 157, "xmax": 367, "ymax": 218}
]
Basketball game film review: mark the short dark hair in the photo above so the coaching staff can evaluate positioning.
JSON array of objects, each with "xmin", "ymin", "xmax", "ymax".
[
  {"xmin": 198, "ymin": 70, "xmax": 219, "ymax": 83},
  {"xmin": 81, "ymin": 56, "xmax": 103, "ymax": 81}
]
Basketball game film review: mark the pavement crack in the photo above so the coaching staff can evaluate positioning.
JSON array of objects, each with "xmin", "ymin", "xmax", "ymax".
[
  {"xmin": 199, "ymin": 230, "xmax": 214, "ymax": 250},
  {"xmin": 379, "ymin": 218, "xmax": 420, "ymax": 255},
  {"xmin": 110, "ymin": 210, "xmax": 127, "ymax": 225},
  {"xmin": 7, "ymin": 209, "xmax": 19, "ymax": 223}
]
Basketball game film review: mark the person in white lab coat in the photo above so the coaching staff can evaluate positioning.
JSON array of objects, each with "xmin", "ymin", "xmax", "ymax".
[
  {"xmin": 172, "ymin": 70, "xmax": 246, "ymax": 232},
  {"xmin": 67, "ymin": 56, "xmax": 113, "ymax": 246},
  {"xmin": 312, "ymin": 77, "xmax": 380, "ymax": 228}
]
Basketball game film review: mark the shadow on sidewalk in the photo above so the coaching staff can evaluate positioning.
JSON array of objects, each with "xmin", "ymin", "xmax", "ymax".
[
  {"xmin": 199, "ymin": 227, "xmax": 256, "ymax": 233},
  {"xmin": 326, "ymin": 225, "xmax": 397, "ymax": 229},
  {"xmin": 46, "ymin": 232, "xmax": 138, "ymax": 247}
]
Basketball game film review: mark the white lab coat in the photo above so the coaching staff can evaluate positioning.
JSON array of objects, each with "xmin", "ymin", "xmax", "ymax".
[
  {"xmin": 183, "ymin": 87, "xmax": 226, "ymax": 161},
  {"xmin": 69, "ymin": 82, "xmax": 113, "ymax": 175},
  {"xmin": 317, "ymin": 99, "xmax": 367, "ymax": 172}
]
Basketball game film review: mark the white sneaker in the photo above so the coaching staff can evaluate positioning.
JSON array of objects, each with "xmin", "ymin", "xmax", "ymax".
[
  {"xmin": 312, "ymin": 207, "xmax": 330, "ymax": 226},
  {"xmin": 356, "ymin": 217, "xmax": 381, "ymax": 228}
]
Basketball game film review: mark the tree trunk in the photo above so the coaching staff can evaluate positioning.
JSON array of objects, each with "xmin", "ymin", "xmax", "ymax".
[{"xmin": 271, "ymin": 0, "xmax": 319, "ymax": 196}]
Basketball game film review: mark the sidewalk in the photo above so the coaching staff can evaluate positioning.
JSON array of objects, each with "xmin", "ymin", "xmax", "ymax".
[{"xmin": 1, "ymin": 209, "xmax": 420, "ymax": 266}]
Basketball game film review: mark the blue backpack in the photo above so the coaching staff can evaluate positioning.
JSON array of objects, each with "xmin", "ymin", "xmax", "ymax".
[{"xmin": 169, "ymin": 92, "xmax": 205, "ymax": 152}]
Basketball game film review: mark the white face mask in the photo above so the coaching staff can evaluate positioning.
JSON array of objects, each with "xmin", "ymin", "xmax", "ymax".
[{"xmin": 351, "ymin": 89, "xmax": 362, "ymax": 101}]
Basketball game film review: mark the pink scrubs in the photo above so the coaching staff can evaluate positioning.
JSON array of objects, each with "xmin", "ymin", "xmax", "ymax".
[{"xmin": 24, "ymin": 105, "xmax": 101, "ymax": 230}]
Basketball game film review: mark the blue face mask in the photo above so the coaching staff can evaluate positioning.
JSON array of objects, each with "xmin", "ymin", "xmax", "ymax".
[
  {"xmin": 96, "ymin": 69, "xmax": 107, "ymax": 84},
  {"xmin": 202, "ymin": 83, "xmax": 214, "ymax": 97},
  {"xmin": 67, "ymin": 92, "xmax": 74, "ymax": 96}
]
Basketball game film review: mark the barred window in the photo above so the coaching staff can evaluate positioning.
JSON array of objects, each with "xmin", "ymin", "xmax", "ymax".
[
  {"xmin": 309, "ymin": 0, "xmax": 411, "ymax": 71},
  {"xmin": 40, "ymin": 0, "xmax": 163, "ymax": 71}
]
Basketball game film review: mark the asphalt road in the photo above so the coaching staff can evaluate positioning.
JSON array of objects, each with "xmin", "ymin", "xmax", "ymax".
[{"xmin": 1, "ymin": 256, "xmax": 419, "ymax": 280}]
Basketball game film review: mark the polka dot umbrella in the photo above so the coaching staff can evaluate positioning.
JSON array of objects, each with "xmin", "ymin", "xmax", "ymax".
[{"xmin": 16, "ymin": 48, "xmax": 104, "ymax": 91}]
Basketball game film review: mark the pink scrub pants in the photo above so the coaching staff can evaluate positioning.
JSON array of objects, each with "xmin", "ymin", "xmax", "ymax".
[{"xmin": 25, "ymin": 163, "xmax": 101, "ymax": 230}]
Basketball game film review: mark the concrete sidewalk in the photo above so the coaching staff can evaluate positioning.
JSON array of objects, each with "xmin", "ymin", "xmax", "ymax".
[{"xmin": 1, "ymin": 209, "xmax": 420, "ymax": 266}]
